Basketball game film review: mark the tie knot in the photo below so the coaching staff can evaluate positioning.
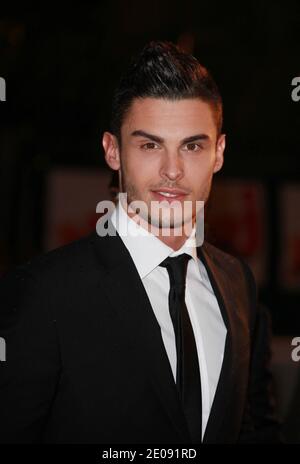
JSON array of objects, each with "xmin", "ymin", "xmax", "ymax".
[{"xmin": 159, "ymin": 253, "xmax": 191, "ymax": 289}]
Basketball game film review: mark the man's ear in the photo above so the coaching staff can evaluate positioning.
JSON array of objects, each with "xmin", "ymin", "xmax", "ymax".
[
  {"xmin": 213, "ymin": 133, "xmax": 226, "ymax": 173},
  {"xmin": 102, "ymin": 131, "xmax": 120, "ymax": 170}
]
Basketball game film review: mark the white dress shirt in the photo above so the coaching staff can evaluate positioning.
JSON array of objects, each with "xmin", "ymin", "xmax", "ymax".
[{"xmin": 110, "ymin": 199, "xmax": 227, "ymax": 438}]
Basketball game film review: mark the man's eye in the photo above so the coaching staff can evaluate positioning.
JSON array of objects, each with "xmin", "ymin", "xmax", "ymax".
[
  {"xmin": 141, "ymin": 142, "xmax": 159, "ymax": 150},
  {"xmin": 184, "ymin": 143, "xmax": 202, "ymax": 151}
]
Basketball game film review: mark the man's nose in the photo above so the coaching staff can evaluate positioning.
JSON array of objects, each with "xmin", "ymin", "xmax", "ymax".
[{"xmin": 159, "ymin": 151, "xmax": 184, "ymax": 182}]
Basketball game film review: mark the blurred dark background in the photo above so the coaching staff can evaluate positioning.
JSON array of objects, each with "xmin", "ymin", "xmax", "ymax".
[{"xmin": 0, "ymin": 0, "xmax": 300, "ymax": 441}]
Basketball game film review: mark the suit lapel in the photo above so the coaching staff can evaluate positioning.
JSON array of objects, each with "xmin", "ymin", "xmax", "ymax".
[
  {"xmin": 197, "ymin": 243, "xmax": 236, "ymax": 443},
  {"xmin": 92, "ymin": 228, "xmax": 191, "ymax": 443}
]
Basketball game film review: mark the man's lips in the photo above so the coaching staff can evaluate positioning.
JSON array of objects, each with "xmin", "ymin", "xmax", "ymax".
[{"xmin": 150, "ymin": 188, "xmax": 189, "ymax": 202}]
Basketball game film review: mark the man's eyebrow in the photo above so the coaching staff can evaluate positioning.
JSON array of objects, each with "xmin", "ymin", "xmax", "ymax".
[
  {"xmin": 181, "ymin": 134, "xmax": 210, "ymax": 144},
  {"xmin": 130, "ymin": 130, "xmax": 210, "ymax": 144},
  {"xmin": 130, "ymin": 130, "xmax": 164, "ymax": 143}
]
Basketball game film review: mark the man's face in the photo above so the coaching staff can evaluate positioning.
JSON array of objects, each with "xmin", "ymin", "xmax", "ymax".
[{"xmin": 103, "ymin": 97, "xmax": 225, "ymax": 230}]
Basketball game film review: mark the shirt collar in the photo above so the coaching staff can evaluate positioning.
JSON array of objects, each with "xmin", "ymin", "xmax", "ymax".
[{"xmin": 110, "ymin": 198, "xmax": 198, "ymax": 279}]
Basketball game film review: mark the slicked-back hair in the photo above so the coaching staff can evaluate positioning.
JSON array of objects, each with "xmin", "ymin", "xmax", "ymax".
[{"xmin": 110, "ymin": 41, "xmax": 223, "ymax": 145}]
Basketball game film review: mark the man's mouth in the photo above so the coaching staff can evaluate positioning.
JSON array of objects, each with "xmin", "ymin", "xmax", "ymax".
[{"xmin": 151, "ymin": 188, "xmax": 189, "ymax": 202}]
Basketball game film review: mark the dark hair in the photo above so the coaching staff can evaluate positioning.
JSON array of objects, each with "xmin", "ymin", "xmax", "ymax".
[{"xmin": 110, "ymin": 40, "xmax": 223, "ymax": 144}]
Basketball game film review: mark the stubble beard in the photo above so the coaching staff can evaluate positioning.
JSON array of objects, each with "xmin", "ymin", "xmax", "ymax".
[{"xmin": 119, "ymin": 166, "xmax": 213, "ymax": 232}]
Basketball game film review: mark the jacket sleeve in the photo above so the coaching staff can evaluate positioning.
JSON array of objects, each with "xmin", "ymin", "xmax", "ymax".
[
  {"xmin": 238, "ymin": 261, "xmax": 282, "ymax": 443},
  {"xmin": 0, "ymin": 265, "xmax": 61, "ymax": 443}
]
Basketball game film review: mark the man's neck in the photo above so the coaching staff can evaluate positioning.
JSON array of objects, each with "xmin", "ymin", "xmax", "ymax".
[{"xmin": 155, "ymin": 229, "xmax": 190, "ymax": 251}]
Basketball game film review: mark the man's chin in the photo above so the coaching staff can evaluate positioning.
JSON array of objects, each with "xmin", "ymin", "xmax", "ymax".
[{"xmin": 146, "ymin": 214, "xmax": 194, "ymax": 234}]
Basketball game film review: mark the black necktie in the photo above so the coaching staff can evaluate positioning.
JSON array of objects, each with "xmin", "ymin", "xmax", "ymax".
[{"xmin": 159, "ymin": 253, "xmax": 202, "ymax": 443}]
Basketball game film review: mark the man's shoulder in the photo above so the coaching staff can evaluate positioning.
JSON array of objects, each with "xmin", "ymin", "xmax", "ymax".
[
  {"xmin": 0, "ymin": 231, "xmax": 103, "ymax": 291},
  {"xmin": 27, "ymin": 232, "xmax": 97, "ymax": 274},
  {"xmin": 200, "ymin": 241, "xmax": 257, "ymax": 301},
  {"xmin": 0, "ymin": 232, "xmax": 107, "ymax": 325},
  {"xmin": 201, "ymin": 241, "xmax": 244, "ymax": 272}
]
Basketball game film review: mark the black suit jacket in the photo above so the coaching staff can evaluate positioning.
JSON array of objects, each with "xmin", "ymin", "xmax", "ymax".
[{"xmin": 0, "ymin": 228, "xmax": 280, "ymax": 443}]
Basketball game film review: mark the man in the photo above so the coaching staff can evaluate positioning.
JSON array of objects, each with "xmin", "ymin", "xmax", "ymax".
[{"xmin": 0, "ymin": 41, "xmax": 279, "ymax": 444}]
